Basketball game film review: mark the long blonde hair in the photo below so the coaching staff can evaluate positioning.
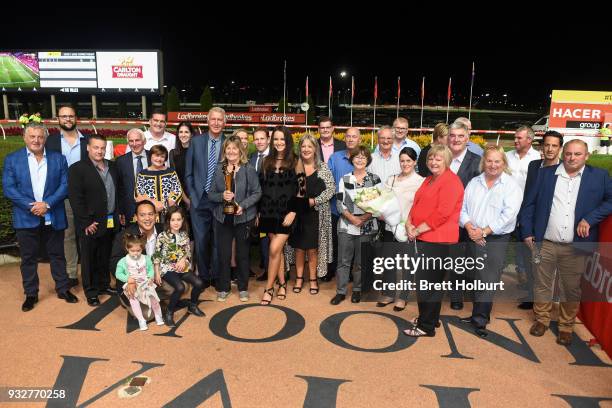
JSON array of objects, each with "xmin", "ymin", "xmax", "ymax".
[{"xmin": 220, "ymin": 136, "xmax": 248, "ymax": 165}]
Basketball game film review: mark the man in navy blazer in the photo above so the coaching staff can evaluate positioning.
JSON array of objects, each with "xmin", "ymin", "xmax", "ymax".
[
  {"xmin": 116, "ymin": 128, "xmax": 152, "ymax": 225},
  {"xmin": 520, "ymin": 139, "xmax": 612, "ymax": 345},
  {"xmin": 3, "ymin": 123, "xmax": 78, "ymax": 311},
  {"xmin": 185, "ymin": 107, "xmax": 226, "ymax": 288},
  {"xmin": 45, "ymin": 105, "xmax": 89, "ymax": 287},
  {"xmin": 517, "ymin": 131, "xmax": 562, "ymax": 310}
]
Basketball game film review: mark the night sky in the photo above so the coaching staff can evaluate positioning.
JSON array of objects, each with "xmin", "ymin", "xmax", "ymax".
[{"xmin": 3, "ymin": 13, "xmax": 611, "ymax": 111}]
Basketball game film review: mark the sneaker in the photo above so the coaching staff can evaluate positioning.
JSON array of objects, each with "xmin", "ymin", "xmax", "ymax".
[
  {"xmin": 217, "ymin": 291, "xmax": 230, "ymax": 302},
  {"xmin": 239, "ymin": 291, "xmax": 249, "ymax": 302},
  {"xmin": 154, "ymin": 315, "xmax": 165, "ymax": 326},
  {"xmin": 138, "ymin": 320, "xmax": 148, "ymax": 331}
]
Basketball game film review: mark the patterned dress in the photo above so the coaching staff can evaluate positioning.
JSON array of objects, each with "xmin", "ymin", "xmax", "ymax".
[
  {"xmin": 135, "ymin": 168, "xmax": 183, "ymax": 209},
  {"xmin": 285, "ymin": 163, "xmax": 335, "ymax": 277}
]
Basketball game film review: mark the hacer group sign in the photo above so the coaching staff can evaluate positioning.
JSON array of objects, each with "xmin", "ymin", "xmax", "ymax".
[{"xmin": 167, "ymin": 111, "xmax": 306, "ymax": 124}]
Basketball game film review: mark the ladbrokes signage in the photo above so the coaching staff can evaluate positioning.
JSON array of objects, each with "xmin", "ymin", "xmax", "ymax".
[{"xmin": 168, "ymin": 111, "xmax": 306, "ymax": 124}]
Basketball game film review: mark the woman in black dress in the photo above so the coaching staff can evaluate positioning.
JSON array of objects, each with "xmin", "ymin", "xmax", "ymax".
[
  {"xmin": 169, "ymin": 121, "xmax": 194, "ymax": 209},
  {"xmin": 289, "ymin": 134, "xmax": 335, "ymax": 295},
  {"xmin": 257, "ymin": 126, "xmax": 300, "ymax": 305}
]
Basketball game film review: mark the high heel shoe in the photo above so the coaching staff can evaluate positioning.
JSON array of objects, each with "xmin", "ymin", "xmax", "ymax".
[
  {"xmin": 277, "ymin": 281, "xmax": 287, "ymax": 300},
  {"xmin": 309, "ymin": 278, "xmax": 319, "ymax": 295},
  {"xmin": 293, "ymin": 276, "xmax": 304, "ymax": 293},
  {"xmin": 261, "ymin": 287, "xmax": 274, "ymax": 305}
]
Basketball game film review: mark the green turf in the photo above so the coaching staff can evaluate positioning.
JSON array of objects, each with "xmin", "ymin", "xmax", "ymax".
[{"xmin": 0, "ymin": 55, "xmax": 39, "ymax": 88}]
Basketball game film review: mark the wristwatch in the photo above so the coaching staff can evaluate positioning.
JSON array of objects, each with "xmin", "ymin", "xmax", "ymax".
[{"xmin": 482, "ymin": 230, "xmax": 487, "ymax": 238}]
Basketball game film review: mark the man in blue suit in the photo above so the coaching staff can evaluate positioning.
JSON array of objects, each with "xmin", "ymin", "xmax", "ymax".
[
  {"xmin": 116, "ymin": 128, "xmax": 151, "ymax": 225},
  {"xmin": 185, "ymin": 107, "xmax": 226, "ymax": 290},
  {"xmin": 3, "ymin": 123, "xmax": 78, "ymax": 311},
  {"xmin": 520, "ymin": 139, "xmax": 612, "ymax": 345}
]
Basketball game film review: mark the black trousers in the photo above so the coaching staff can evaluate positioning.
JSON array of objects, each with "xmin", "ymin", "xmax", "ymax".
[
  {"xmin": 415, "ymin": 241, "xmax": 450, "ymax": 335},
  {"xmin": 448, "ymin": 228, "xmax": 469, "ymax": 303},
  {"xmin": 79, "ymin": 230, "xmax": 112, "ymax": 298},
  {"xmin": 214, "ymin": 219, "xmax": 251, "ymax": 292},
  {"xmin": 470, "ymin": 234, "xmax": 511, "ymax": 328},
  {"xmin": 328, "ymin": 213, "xmax": 340, "ymax": 277},
  {"xmin": 16, "ymin": 226, "xmax": 69, "ymax": 296},
  {"xmin": 162, "ymin": 271, "xmax": 203, "ymax": 312}
]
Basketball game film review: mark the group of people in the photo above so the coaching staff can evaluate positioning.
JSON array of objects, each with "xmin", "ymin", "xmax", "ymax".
[{"xmin": 4, "ymin": 106, "xmax": 612, "ymax": 342}]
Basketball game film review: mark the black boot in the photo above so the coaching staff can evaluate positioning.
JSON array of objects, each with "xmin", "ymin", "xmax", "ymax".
[
  {"xmin": 188, "ymin": 303, "xmax": 205, "ymax": 317},
  {"xmin": 165, "ymin": 310, "xmax": 176, "ymax": 327}
]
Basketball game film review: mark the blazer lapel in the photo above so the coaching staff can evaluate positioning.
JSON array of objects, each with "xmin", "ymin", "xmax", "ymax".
[
  {"xmin": 21, "ymin": 149, "xmax": 35, "ymax": 201},
  {"xmin": 574, "ymin": 166, "xmax": 590, "ymax": 220}
]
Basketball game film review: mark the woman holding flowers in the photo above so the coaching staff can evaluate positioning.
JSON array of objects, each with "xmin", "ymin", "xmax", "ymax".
[{"xmin": 330, "ymin": 146, "xmax": 381, "ymax": 306}]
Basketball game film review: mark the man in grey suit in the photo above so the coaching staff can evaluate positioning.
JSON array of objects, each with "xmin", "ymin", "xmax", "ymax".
[
  {"xmin": 448, "ymin": 121, "xmax": 481, "ymax": 310},
  {"xmin": 185, "ymin": 107, "xmax": 226, "ymax": 290}
]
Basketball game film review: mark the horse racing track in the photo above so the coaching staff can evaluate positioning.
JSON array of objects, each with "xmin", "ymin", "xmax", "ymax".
[{"xmin": 1, "ymin": 263, "xmax": 611, "ymax": 408}]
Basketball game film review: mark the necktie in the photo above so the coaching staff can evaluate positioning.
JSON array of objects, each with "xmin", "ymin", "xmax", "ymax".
[
  {"xmin": 205, "ymin": 139, "xmax": 217, "ymax": 193},
  {"xmin": 257, "ymin": 153, "xmax": 264, "ymax": 172},
  {"xmin": 136, "ymin": 155, "xmax": 143, "ymax": 176}
]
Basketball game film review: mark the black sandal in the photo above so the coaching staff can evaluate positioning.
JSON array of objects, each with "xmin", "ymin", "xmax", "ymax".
[
  {"xmin": 309, "ymin": 278, "xmax": 319, "ymax": 295},
  {"xmin": 277, "ymin": 282, "xmax": 287, "ymax": 300},
  {"xmin": 261, "ymin": 287, "xmax": 274, "ymax": 305},
  {"xmin": 293, "ymin": 276, "xmax": 304, "ymax": 293}
]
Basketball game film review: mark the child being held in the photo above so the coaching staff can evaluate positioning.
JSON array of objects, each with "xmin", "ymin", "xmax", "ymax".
[{"xmin": 115, "ymin": 233, "xmax": 164, "ymax": 331}]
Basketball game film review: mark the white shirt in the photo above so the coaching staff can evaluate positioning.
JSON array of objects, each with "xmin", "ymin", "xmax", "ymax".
[
  {"xmin": 450, "ymin": 148, "xmax": 468, "ymax": 174},
  {"xmin": 544, "ymin": 165, "xmax": 583, "ymax": 243},
  {"xmin": 131, "ymin": 151, "xmax": 149, "ymax": 177},
  {"xmin": 144, "ymin": 228, "xmax": 158, "ymax": 257},
  {"xmin": 506, "ymin": 147, "xmax": 541, "ymax": 192},
  {"xmin": 128, "ymin": 130, "xmax": 177, "ymax": 153},
  {"xmin": 368, "ymin": 150, "xmax": 401, "ymax": 185},
  {"xmin": 384, "ymin": 172, "xmax": 424, "ymax": 232},
  {"xmin": 27, "ymin": 148, "xmax": 47, "ymax": 202},
  {"xmin": 255, "ymin": 147, "xmax": 270, "ymax": 170},
  {"xmin": 460, "ymin": 172, "xmax": 523, "ymax": 235}
]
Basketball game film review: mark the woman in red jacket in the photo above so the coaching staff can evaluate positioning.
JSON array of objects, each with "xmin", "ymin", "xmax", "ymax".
[{"xmin": 403, "ymin": 144, "xmax": 464, "ymax": 337}]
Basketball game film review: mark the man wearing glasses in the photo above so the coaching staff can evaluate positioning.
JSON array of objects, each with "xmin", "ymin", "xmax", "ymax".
[
  {"xmin": 386, "ymin": 117, "xmax": 421, "ymax": 157},
  {"xmin": 316, "ymin": 116, "xmax": 346, "ymax": 163},
  {"xmin": 46, "ymin": 105, "xmax": 88, "ymax": 289}
]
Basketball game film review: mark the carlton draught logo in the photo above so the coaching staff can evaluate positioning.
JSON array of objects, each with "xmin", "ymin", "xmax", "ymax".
[{"xmin": 111, "ymin": 56, "xmax": 143, "ymax": 79}]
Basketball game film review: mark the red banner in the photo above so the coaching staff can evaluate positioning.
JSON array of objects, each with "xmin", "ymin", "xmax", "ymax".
[
  {"xmin": 248, "ymin": 106, "xmax": 273, "ymax": 113},
  {"xmin": 168, "ymin": 111, "xmax": 305, "ymax": 124},
  {"xmin": 579, "ymin": 216, "xmax": 612, "ymax": 358}
]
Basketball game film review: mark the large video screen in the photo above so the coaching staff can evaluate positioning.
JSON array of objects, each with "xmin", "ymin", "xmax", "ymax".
[
  {"xmin": 95, "ymin": 51, "xmax": 160, "ymax": 91},
  {"xmin": 39, "ymin": 51, "xmax": 97, "ymax": 89},
  {"xmin": 0, "ymin": 50, "xmax": 161, "ymax": 93},
  {"xmin": 0, "ymin": 52, "xmax": 40, "ymax": 90}
]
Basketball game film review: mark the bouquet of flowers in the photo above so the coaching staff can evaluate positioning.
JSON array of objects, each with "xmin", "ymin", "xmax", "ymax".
[{"xmin": 354, "ymin": 186, "xmax": 403, "ymax": 236}]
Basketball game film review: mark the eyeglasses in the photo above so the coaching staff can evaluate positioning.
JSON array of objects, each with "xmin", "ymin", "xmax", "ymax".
[
  {"xmin": 353, "ymin": 156, "xmax": 368, "ymax": 161},
  {"xmin": 58, "ymin": 115, "xmax": 75, "ymax": 120}
]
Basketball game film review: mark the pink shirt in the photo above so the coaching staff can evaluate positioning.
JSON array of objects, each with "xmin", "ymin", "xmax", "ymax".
[{"xmin": 321, "ymin": 140, "xmax": 335, "ymax": 163}]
